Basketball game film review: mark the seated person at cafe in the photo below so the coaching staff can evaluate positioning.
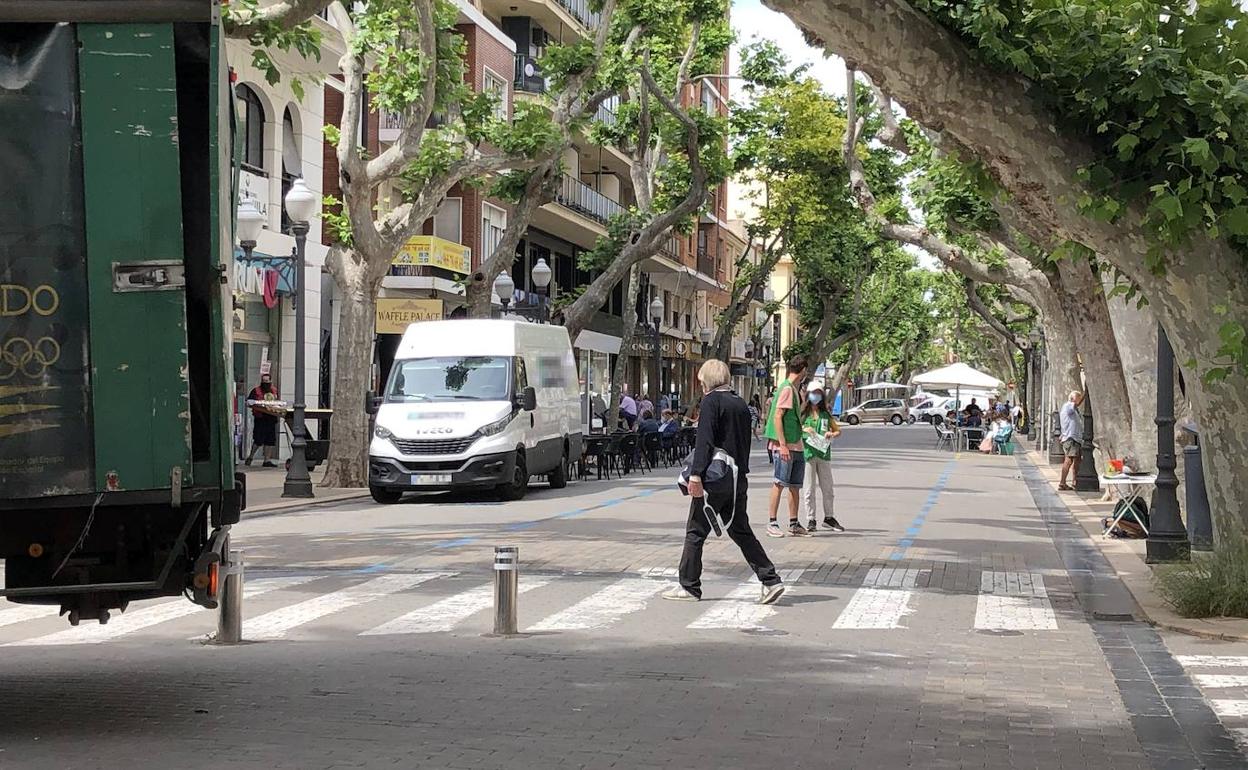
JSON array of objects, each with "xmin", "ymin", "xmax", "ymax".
[
  {"xmin": 637, "ymin": 410, "xmax": 660, "ymax": 434},
  {"xmin": 659, "ymin": 409, "xmax": 680, "ymax": 434},
  {"xmin": 963, "ymin": 398, "xmax": 984, "ymax": 427}
]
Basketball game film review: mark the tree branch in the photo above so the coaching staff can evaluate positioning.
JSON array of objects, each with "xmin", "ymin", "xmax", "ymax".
[
  {"xmin": 224, "ymin": 0, "xmax": 332, "ymax": 38},
  {"xmin": 364, "ymin": 0, "xmax": 439, "ymax": 184},
  {"xmin": 963, "ymin": 279, "xmax": 1024, "ymax": 351}
]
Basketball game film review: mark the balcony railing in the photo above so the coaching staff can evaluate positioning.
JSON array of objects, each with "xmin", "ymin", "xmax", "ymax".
[
  {"xmin": 657, "ymin": 235, "xmax": 680, "ymax": 261},
  {"xmin": 696, "ymin": 247, "xmax": 715, "ymax": 279},
  {"xmin": 556, "ymin": 0, "xmax": 602, "ymax": 29},
  {"xmin": 514, "ymin": 54, "xmax": 546, "ymax": 94},
  {"xmin": 594, "ymin": 97, "xmax": 618, "ymax": 127},
  {"xmin": 554, "ymin": 174, "xmax": 622, "ymax": 225}
]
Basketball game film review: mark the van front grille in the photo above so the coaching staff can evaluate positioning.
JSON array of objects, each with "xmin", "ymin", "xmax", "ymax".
[{"xmin": 391, "ymin": 436, "xmax": 477, "ymax": 455}]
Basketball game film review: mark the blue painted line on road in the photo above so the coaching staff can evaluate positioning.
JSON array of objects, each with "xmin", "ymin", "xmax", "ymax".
[
  {"xmin": 355, "ymin": 487, "xmax": 663, "ymax": 571},
  {"xmin": 888, "ymin": 458, "xmax": 956, "ymax": 561}
]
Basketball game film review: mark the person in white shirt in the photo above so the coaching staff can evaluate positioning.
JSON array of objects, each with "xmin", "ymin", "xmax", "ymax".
[{"xmin": 1058, "ymin": 390, "xmax": 1085, "ymax": 490}]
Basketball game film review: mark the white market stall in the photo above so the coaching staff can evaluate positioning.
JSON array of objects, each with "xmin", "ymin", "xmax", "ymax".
[{"xmin": 911, "ymin": 364, "xmax": 1005, "ymax": 437}]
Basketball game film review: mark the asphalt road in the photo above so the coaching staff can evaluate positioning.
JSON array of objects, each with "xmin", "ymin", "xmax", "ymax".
[{"xmin": 2, "ymin": 425, "xmax": 1246, "ymax": 769}]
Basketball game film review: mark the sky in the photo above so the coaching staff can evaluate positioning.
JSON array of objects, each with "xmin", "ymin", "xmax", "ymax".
[{"xmin": 725, "ymin": 0, "xmax": 937, "ymax": 269}]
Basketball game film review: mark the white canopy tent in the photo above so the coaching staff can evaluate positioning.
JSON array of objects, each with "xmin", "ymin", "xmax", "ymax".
[
  {"xmin": 910, "ymin": 363, "xmax": 1004, "ymax": 392},
  {"xmin": 855, "ymin": 381, "xmax": 909, "ymax": 392}
]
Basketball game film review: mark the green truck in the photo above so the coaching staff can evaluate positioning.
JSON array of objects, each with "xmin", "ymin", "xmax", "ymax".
[{"xmin": 0, "ymin": 2, "xmax": 244, "ymax": 624}]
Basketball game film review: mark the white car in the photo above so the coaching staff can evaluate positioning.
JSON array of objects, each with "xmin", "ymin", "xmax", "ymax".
[{"xmin": 367, "ymin": 319, "xmax": 582, "ymax": 503}]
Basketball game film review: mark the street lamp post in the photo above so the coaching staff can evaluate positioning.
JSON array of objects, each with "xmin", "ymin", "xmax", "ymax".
[
  {"xmin": 1147, "ymin": 323, "xmax": 1190, "ymax": 563},
  {"xmin": 530, "ymin": 258, "xmax": 552, "ymax": 323},
  {"xmin": 282, "ymin": 178, "xmax": 317, "ymax": 499},
  {"xmin": 237, "ymin": 197, "xmax": 264, "ymax": 261},
  {"xmin": 493, "ymin": 271, "xmax": 515, "ymax": 316},
  {"xmin": 1075, "ymin": 389, "xmax": 1100, "ymax": 492},
  {"xmin": 649, "ymin": 296, "xmax": 664, "ymax": 405},
  {"xmin": 1027, "ymin": 329, "xmax": 1043, "ymax": 441}
]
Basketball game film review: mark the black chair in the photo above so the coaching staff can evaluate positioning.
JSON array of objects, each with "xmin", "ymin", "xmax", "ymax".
[
  {"xmin": 641, "ymin": 432, "xmax": 662, "ymax": 470},
  {"xmin": 617, "ymin": 433, "xmax": 641, "ymax": 475},
  {"xmin": 601, "ymin": 434, "xmax": 627, "ymax": 479}
]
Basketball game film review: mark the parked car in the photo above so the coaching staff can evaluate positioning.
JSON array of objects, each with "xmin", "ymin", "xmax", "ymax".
[
  {"xmin": 842, "ymin": 398, "xmax": 913, "ymax": 425},
  {"xmin": 367, "ymin": 320, "xmax": 582, "ymax": 503},
  {"xmin": 915, "ymin": 397, "xmax": 957, "ymax": 423}
]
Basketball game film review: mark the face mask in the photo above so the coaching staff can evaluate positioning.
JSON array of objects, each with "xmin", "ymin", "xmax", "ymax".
[{"xmin": 808, "ymin": 393, "xmax": 822, "ymax": 405}]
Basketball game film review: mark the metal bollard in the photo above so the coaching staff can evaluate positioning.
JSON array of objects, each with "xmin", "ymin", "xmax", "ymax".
[
  {"xmin": 493, "ymin": 546, "xmax": 519, "ymax": 636},
  {"xmin": 216, "ymin": 549, "xmax": 245, "ymax": 644},
  {"xmin": 1048, "ymin": 411, "xmax": 1065, "ymax": 465}
]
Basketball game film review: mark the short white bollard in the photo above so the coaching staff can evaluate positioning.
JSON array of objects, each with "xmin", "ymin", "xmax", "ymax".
[
  {"xmin": 493, "ymin": 546, "xmax": 518, "ymax": 636},
  {"xmin": 216, "ymin": 549, "xmax": 244, "ymax": 643}
]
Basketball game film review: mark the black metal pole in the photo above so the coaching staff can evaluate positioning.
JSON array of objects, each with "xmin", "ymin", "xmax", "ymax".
[
  {"xmin": 1147, "ymin": 323, "xmax": 1189, "ymax": 563},
  {"xmin": 283, "ymin": 224, "xmax": 314, "ymax": 498},
  {"xmin": 1075, "ymin": 389, "xmax": 1099, "ymax": 491},
  {"xmin": 651, "ymin": 322, "xmax": 661, "ymax": 407}
]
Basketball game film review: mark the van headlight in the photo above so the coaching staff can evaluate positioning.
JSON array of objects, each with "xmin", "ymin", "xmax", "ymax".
[
  {"xmin": 478, "ymin": 413, "xmax": 512, "ymax": 437},
  {"xmin": 374, "ymin": 424, "xmax": 395, "ymax": 442}
]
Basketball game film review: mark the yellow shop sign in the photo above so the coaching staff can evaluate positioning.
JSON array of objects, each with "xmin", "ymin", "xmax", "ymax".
[
  {"xmin": 375, "ymin": 298, "xmax": 443, "ymax": 334},
  {"xmin": 393, "ymin": 235, "xmax": 471, "ymax": 276}
]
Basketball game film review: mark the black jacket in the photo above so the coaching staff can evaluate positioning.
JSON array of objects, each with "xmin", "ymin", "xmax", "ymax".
[{"xmin": 690, "ymin": 388, "xmax": 752, "ymax": 478}]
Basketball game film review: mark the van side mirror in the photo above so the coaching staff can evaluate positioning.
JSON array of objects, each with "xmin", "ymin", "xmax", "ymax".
[
  {"xmin": 518, "ymin": 386, "xmax": 537, "ymax": 412},
  {"xmin": 365, "ymin": 390, "xmax": 382, "ymax": 415}
]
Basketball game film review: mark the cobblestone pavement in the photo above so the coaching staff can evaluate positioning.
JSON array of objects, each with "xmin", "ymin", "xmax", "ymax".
[{"xmin": 0, "ymin": 425, "xmax": 1244, "ymax": 769}]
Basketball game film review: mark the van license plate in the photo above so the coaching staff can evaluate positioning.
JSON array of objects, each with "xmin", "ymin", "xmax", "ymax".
[{"xmin": 410, "ymin": 474, "xmax": 451, "ymax": 486}]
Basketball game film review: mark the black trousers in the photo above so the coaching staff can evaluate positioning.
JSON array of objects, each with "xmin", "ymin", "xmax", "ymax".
[{"xmin": 678, "ymin": 478, "xmax": 781, "ymax": 598}]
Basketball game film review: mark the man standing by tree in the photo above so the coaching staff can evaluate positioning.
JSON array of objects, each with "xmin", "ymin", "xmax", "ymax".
[
  {"xmin": 1058, "ymin": 390, "xmax": 1085, "ymax": 491},
  {"xmin": 763, "ymin": 356, "xmax": 811, "ymax": 537}
]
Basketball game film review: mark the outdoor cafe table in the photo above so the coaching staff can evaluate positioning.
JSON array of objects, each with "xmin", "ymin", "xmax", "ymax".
[
  {"xmin": 581, "ymin": 434, "xmax": 612, "ymax": 480},
  {"xmin": 1100, "ymin": 473, "xmax": 1157, "ymax": 538}
]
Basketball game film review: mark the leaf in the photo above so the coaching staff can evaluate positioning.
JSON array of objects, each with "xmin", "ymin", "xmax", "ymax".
[
  {"xmin": 1114, "ymin": 133, "xmax": 1140, "ymax": 159},
  {"xmin": 1154, "ymin": 194, "xmax": 1183, "ymax": 221},
  {"xmin": 1224, "ymin": 206, "xmax": 1248, "ymax": 237}
]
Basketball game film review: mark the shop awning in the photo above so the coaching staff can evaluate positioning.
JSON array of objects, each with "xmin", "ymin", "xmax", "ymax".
[{"xmin": 574, "ymin": 329, "xmax": 621, "ymax": 355}]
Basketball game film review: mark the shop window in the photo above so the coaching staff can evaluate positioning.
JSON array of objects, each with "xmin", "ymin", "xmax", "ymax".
[
  {"xmin": 434, "ymin": 198, "xmax": 462, "ymax": 243},
  {"xmin": 235, "ymin": 84, "xmax": 265, "ymax": 173}
]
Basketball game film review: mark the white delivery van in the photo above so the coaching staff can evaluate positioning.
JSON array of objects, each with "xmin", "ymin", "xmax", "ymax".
[{"xmin": 366, "ymin": 319, "xmax": 583, "ymax": 503}]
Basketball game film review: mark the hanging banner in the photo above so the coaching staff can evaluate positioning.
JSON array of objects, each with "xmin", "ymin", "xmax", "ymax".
[
  {"xmin": 392, "ymin": 235, "xmax": 471, "ymax": 276},
  {"xmin": 376, "ymin": 298, "xmax": 443, "ymax": 334}
]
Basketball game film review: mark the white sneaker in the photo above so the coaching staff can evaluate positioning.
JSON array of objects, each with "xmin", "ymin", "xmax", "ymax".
[
  {"xmin": 661, "ymin": 585, "xmax": 700, "ymax": 602},
  {"xmin": 759, "ymin": 583, "xmax": 786, "ymax": 605},
  {"xmin": 766, "ymin": 521, "xmax": 785, "ymax": 538}
]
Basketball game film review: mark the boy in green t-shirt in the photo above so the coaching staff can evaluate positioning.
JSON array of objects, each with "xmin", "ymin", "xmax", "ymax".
[
  {"xmin": 800, "ymin": 386, "xmax": 843, "ymax": 532},
  {"xmin": 763, "ymin": 356, "xmax": 811, "ymax": 537}
]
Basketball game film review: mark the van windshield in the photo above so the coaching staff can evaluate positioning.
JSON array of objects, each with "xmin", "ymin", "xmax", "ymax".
[{"xmin": 386, "ymin": 356, "xmax": 511, "ymax": 403}]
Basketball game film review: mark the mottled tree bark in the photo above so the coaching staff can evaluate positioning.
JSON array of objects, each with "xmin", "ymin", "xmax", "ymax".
[{"xmin": 770, "ymin": 0, "xmax": 1248, "ymax": 533}]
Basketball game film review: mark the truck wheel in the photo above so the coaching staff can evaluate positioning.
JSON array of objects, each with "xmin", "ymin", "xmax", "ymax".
[
  {"xmin": 370, "ymin": 486, "xmax": 402, "ymax": 504},
  {"xmin": 498, "ymin": 453, "xmax": 528, "ymax": 501},
  {"xmin": 846, "ymin": 414, "xmax": 860, "ymax": 426},
  {"xmin": 891, "ymin": 414, "xmax": 903, "ymax": 426},
  {"xmin": 548, "ymin": 445, "xmax": 569, "ymax": 490}
]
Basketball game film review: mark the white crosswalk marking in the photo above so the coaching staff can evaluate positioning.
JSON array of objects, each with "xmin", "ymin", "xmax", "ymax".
[
  {"xmin": 863, "ymin": 568, "xmax": 926, "ymax": 589},
  {"xmin": 1193, "ymin": 674, "xmax": 1248, "ymax": 688},
  {"xmin": 0, "ymin": 603, "xmax": 60, "ymax": 629},
  {"xmin": 1176, "ymin": 656, "xmax": 1248, "ymax": 668},
  {"xmin": 6, "ymin": 576, "xmax": 319, "ymax": 647},
  {"xmin": 361, "ymin": 578, "xmax": 551, "ymax": 636},
  {"xmin": 528, "ymin": 578, "xmax": 663, "ymax": 632},
  {"xmin": 833, "ymin": 588, "xmax": 913, "ymax": 629},
  {"xmin": 1211, "ymin": 700, "xmax": 1248, "ymax": 718},
  {"xmin": 688, "ymin": 582, "xmax": 775, "ymax": 630},
  {"xmin": 246, "ymin": 572, "xmax": 451, "ymax": 641},
  {"xmin": 974, "ymin": 571, "xmax": 1057, "ymax": 631}
]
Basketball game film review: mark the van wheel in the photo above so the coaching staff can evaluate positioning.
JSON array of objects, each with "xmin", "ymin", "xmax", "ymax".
[
  {"xmin": 370, "ymin": 486, "xmax": 402, "ymax": 504},
  {"xmin": 890, "ymin": 414, "xmax": 903, "ymax": 426},
  {"xmin": 548, "ymin": 445, "xmax": 569, "ymax": 489},
  {"xmin": 498, "ymin": 453, "xmax": 528, "ymax": 501},
  {"xmin": 846, "ymin": 414, "xmax": 860, "ymax": 426}
]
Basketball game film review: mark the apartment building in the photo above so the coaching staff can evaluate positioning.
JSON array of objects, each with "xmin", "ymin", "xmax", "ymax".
[{"xmin": 227, "ymin": 18, "xmax": 341, "ymax": 461}]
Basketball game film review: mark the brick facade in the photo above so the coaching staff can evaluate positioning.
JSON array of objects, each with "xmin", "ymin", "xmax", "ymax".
[{"xmin": 321, "ymin": 78, "xmax": 381, "ymax": 247}]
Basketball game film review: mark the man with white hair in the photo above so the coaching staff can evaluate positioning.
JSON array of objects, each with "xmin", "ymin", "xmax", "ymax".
[
  {"xmin": 1058, "ymin": 390, "xmax": 1085, "ymax": 491},
  {"xmin": 666, "ymin": 359, "xmax": 785, "ymax": 605}
]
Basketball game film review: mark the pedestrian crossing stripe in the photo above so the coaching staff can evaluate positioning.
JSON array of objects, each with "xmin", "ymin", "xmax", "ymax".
[
  {"xmin": 361, "ymin": 578, "xmax": 551, "ymax": 636},
  {"xmin": 246, "ymin": 572, "xmax": 453, "ymax": 641},
  {"xmin": 7, "ymin": 575, "xmax": 318, "ymax": 647},
  {"xmin": 1193, "ymin": 674, "xmax": 1248, "ymax": 689},
  {"xmin": 528, "ymin": 577, "xmax": 665, "ymax": 632},
  {"xmin": 1177, "ymin": 656, "xmax": 1248, "ymax": 668},
  {"xmin": 0, "ymin": 568, "xmax": 1077, "ymax": 646},
  {"xmin": 1212, "ymin": 700, "xmax": 1248, "ymax": 718}
]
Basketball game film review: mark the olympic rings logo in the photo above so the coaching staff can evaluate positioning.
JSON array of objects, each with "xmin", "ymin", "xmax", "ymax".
[{"xmin": 0, "ymin": 336, "xmax": 61, "ymax": 380}]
